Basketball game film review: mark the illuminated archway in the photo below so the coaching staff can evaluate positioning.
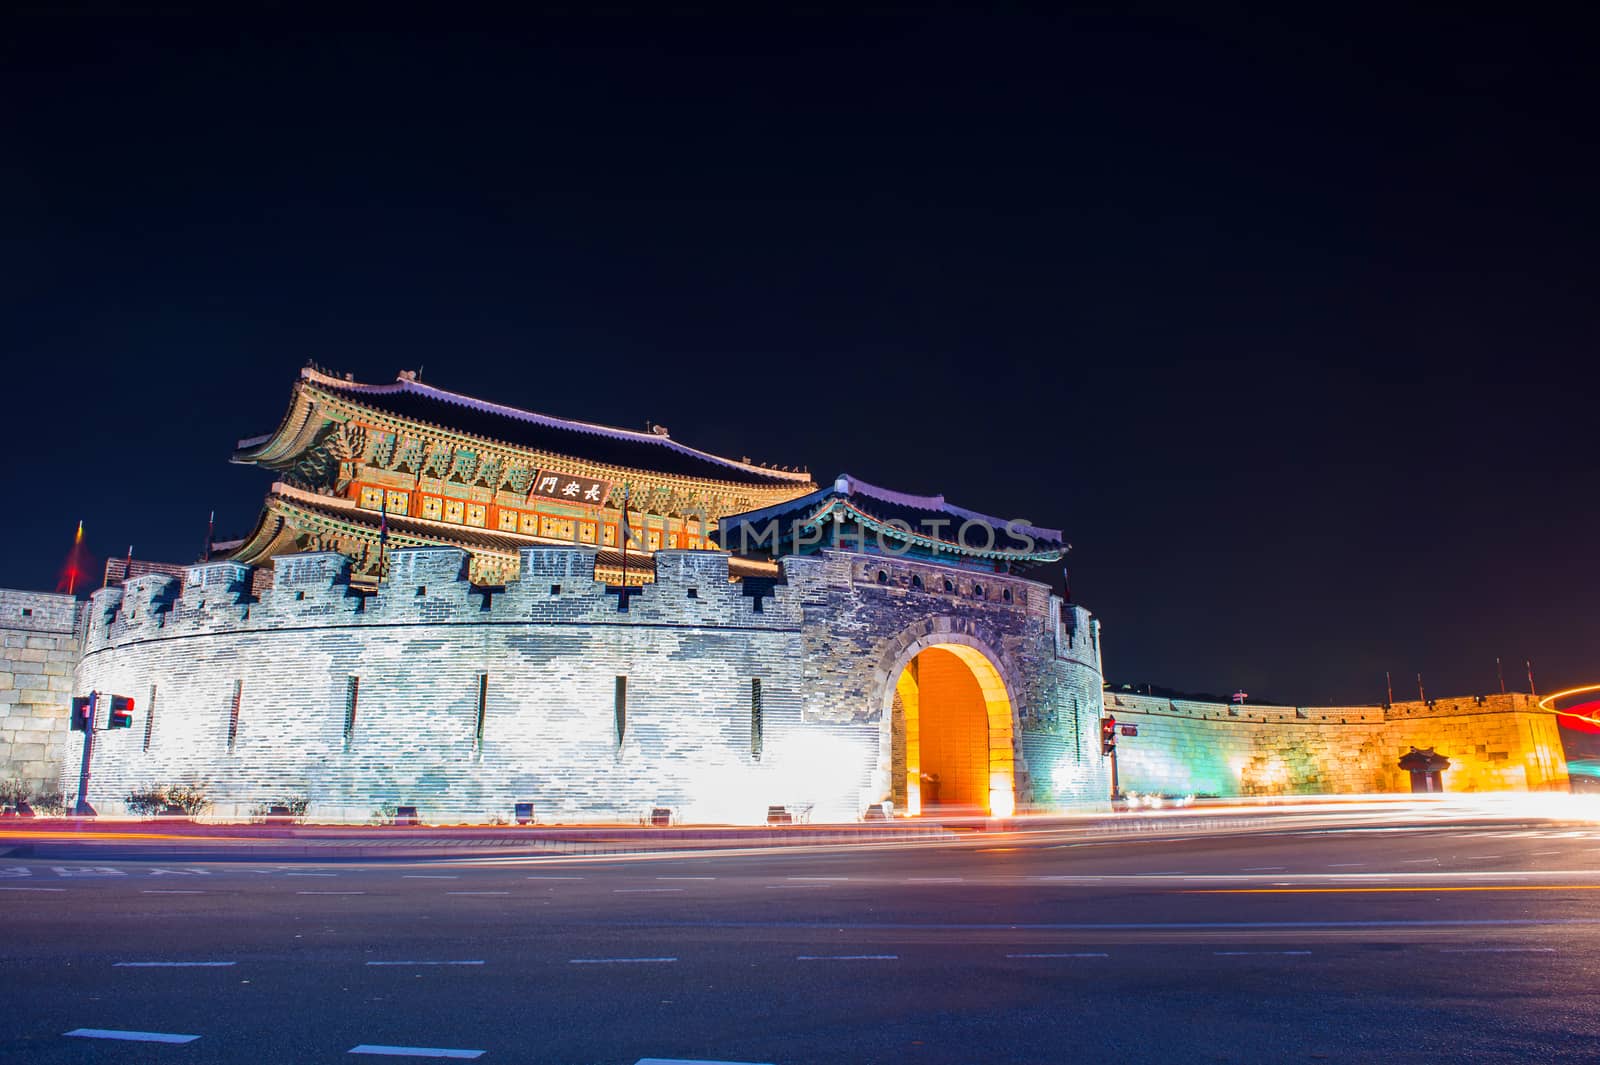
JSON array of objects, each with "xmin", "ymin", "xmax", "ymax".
[{"xmin": 883, "ymin": 636, "xmax": 1017, "ymax": 817}]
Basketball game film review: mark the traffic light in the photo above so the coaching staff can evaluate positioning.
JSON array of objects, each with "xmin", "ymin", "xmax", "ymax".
[
  {"xmin": 70, "ymin": 696, "xmax": 93, "ymax": 732},
  {"xmin": 1101, "ymin": 716, "xmax": 1117, "ymax": 755},
  {"xmin": 107, "ymin": 694, "xmax": 135, "ymax": 730}
]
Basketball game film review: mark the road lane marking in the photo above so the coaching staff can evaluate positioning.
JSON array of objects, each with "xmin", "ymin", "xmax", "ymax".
[
  {"xmin": 1242, "ymin": 867, "xmax": 1285, "ymax": 871},
  {"xmin": 787, "ymin": 877, "xmax": 849, "ymax": 881},
  {"xmin": 569, "ymin": 957, "xmax": 677, "ymax": 964},
  {"xmin": 402, "ymin": 875, "xmax": 459, "ymax": 879},
  {"xmin": 297, "ymin": 891, "xmax": 366, "ymax": 895},
  {"xmin": 349, "ymin": 1044, "xmax": 485, "ymax": 1059},
  {"xmin": 907, "ymin": 877, "xmax": 964, "ymax": 882},
  {"xmin": 635, "ymin": 1059, "xmax": 776, "ymax": 1065},
  {"xmin": 1401, "ymin": 858, "xmax": 1439, "ymax": 864},
  {"xmin": 66, "ymin": 1028, "xmax": 200, "ymax": 1043},
  {"xmin": 366, "ymin": 961, "xmax": 485, "ymax": 966},
  {"xmin": 614, "ymin": 888, "xmax": 684, "ymax": 893},
  {"xmin": 1214, "ymin": 951, "xmax": 1312, "ymax": 956},
  {"xmin": 1465, "ymin": 855, "xmax": 1504, "ymax": 860},
  {"xmin": 0, "ymin": 886, "xmax": 66, "ymax": 892},
  {"xmin": 446, "ymin": 891, "xmax": 509, "ymax": 896},
  {"xmin": 795, "ymin": 954, "xmax": 898, "ymax": 961},
  {"xmin": 114, "ymin": 961, "xmax": 235, "ymax": 967},
  {"xmin": 286, "ymin": 872, "xmax": 337, "ymax": 877},
  {"xmin": 656, "ymin": 876, "xmax": 716, "ymax": 880},
  {"xmin": 142, "ymin": 889, "xmax": 206, "ymax": 894},
  {"xmin": 1439, "ymin": 947, "xmax": 1556, "ymax": 954},
  {"xmin": 526, "ymin": 876, "xmax": 585, "ymax": 880},
  {"xmin": 1006, "ymin": 952, "xmax": 1109, "ymax": 958},
  {"xmin": 1327, "ymin": 863, "xmax": 1365, "ymax": 868}
]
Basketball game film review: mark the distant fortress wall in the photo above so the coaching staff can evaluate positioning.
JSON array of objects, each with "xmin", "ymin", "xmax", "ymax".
[
  {"xmin": 65, "ymin": 546, "xmax": 1106, "ymax": 823},
  {"xmin": 1104, "ymin": 690, "xmax": 1568, "ymax": 797}
]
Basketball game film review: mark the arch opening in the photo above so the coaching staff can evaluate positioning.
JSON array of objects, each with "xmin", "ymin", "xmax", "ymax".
[{"xmin": 891, "ymin": 643, "xmax": 1015, "ymax": 817}]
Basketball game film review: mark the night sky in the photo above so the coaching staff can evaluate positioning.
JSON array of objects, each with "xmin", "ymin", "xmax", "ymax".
[{"xmin": 4, "ymin": 10, "xmax": 1596, "ymax": 710}]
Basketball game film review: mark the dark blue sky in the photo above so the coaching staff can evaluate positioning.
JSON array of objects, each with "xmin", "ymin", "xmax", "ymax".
[{"xmin": 3, "ymin": 10, "xmax": 1595, "ymax": 706}]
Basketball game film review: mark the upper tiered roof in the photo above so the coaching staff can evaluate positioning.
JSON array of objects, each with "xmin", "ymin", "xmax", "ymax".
[{"xmin": 234, "ymin": 367, "xmax": 814, "ymax": 489}]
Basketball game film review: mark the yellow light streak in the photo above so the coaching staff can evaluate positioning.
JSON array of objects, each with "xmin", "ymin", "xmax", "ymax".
[{"xmin": 1536, "ymin": 684, "xmax": 1600, "ymax": 727}]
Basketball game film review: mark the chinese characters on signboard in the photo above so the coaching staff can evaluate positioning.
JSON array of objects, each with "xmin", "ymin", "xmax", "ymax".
[{"xmin": 528, "ymin": 471, "xmax": 610, "ymax": 506}]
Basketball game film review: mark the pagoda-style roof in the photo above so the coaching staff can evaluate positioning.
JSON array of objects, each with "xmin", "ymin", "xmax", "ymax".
[
  {"xmin": 235, "ymin": 367, "xmax": 813, "ymax": 491},
  {"xmin": 226, "ymin": 482, "xmax": 778, "ymax": 585},
  {"xmin": 716, "ymin": 474, "xmax": 1067, "ymax": 569}
]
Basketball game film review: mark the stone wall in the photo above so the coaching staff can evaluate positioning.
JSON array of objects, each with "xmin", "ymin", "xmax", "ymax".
[
  {"xmin": 1104, "ymin": 691, "xmax": 1568, "ymax": 798},
  {"xmin": 66, "ymin": 546, "xmax": 1106, "ymax": 822},
  {"xmin": 0, "ymin": 589, "xmax": 83, "ymax": 797}
]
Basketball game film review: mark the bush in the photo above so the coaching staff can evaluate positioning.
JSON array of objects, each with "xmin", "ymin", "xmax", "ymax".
[
  {"xmin": 31, "ymin": 790, "xmax": 65, "ymax": 817},
  {"xmin": 125, "ymin": 784, "xmax": 211, "ymax": 818},
  {"xmin": 125, "ymin": 788, "xmax": 169, "ymax": 816},
  {"xmin": 368, "ymin": 802, "xmax": 398, "ymax": 826},
  {"xmin": 0, "ymin": 780, "xmax": 28, "ymax": 808}
]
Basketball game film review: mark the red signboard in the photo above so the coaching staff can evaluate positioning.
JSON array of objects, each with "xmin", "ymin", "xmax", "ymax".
[{"xmin": 1119, "ymin": 724, "xmax": 1138, "ymax": 736}]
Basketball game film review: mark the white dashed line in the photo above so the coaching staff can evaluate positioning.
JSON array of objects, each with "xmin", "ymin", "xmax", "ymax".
[
  {"xmin": 348, "ymin": 1044, "xmax": 485, "ymax": 1059},
  {"xmin": 907, "ymin": 877, "xmax": 964, "ymax": 883},
  {"xmin": 142, "ymin": 889, "xmax": 206, "ymax": 894},
  {"xmin": 0, "ymin": 886, "xmax": 66, "ymax": 892},
  {"xmin": 1401, "ymin": 858, "xmax": 1439, "ymax": 864},
  {"xmin": 614, "ymin": 888, "xmax": 684, "ymax": 893},
  {"xmin": 402, "ymin": 875, "xmax": 459, "ymax": 880},
  {"xmin": 114, "ymin": 961, "xmax": 235, "ymax": 967},
  {"xmin": 1005, "ymin": 952, "xmax": 1109, "ymax": 959},
  {"xmin": 446, "ymin": 891, "xmax": 509, "ymax": 896},
  {"xmin": 787, "ymin": 877, "xmax": 849, "ymax": 881},
  {"xmin": 296, "ymin": 891, "xmax": 366, "ymax": 895},
  {"xmin": 569, "ymin": 957, "xmax": 678, "ymax": 965},
  {"xmin": 1465, "ymin": 855, "xmax": 1503, "ymax": 861},
  {"xmin": 366, "ymin": 961, "xmax": 485, "ymax": 966},
  {"xmin": 526, "ymin": 876, "xmax": 585, "ymax": 880},
  {"xmin": 795, "ymin": 954, "xmax": 898, "ymax": 961},
  {"xmin": 1214, "ymin": 951, "xmax": 1312, "ymax": 956},
  {"xmin": 66, "ymin": 1028, "xmax": 200, "ymax": 1044},
  {"xmin": 656, "ymin": 876, "xmax": 716, "ymax": 880},
  {"xmin": 286, "ymin": 872, "xmax": 337, "ymax": 877},
  {"xmin": 1327, "ymin": 863, "xmax": 1366, "ymax": 868},
  {"xmin": 1242, "ymin": 866, "xmax": 1285, "ymax": 871},
  {"xmin": 1439, "ymin": 947, "xmax": 1556, "ymax": 954},
  {"xmin": 635, "ymin": 1059, "xmax": 776, "ymax": 1065}
]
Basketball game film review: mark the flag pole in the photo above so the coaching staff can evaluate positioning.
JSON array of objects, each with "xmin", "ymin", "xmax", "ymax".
[
  {"xmin": 204, "ymin": 511, "xmax": 215, "ymax": 562},
  {"xmin": 619, "ymin": 486, "xmax": 630, "ymax": 590}
]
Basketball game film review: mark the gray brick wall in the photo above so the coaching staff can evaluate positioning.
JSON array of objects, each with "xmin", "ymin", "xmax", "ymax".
[
  {"xmin": 68, "ymin": 546, "xmax": 1108, "ymax": 822},
  {"xmin": 0, "ymin": 588, "xmax": 83, "ymax": 796}
]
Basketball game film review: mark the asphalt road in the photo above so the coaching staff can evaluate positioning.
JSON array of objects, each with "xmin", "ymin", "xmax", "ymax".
[{"xmin": 4, "ymin": 808, "xmax": 1600, "ymax": 1064}]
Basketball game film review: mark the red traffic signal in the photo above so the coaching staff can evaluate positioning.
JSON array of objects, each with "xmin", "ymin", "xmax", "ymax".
[
  {"xmin": 70, "ymin": 696, "xmax": 93, "ymax": 732},
  {"xmin": 107, "ymin": 694, "xmax": 135, "ymax": 730},
  {"xmin": 1101, "ymin": 715, "xmax": 1118, "ymax": 755}
]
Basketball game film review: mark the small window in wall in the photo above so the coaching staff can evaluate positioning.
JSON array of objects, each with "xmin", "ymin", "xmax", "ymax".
[
  {"xmin": 943, "ymin": 578, "xmax": 955, "ymax": 593},
  {"xmin": 227, "ymin": 679, "xmax": 243, "ymax": 752},
  {"xmin": 910, "ymin": 575, "xmax": 923, "ymax": 590},
  {"xmin": 686, "ymin": 587, "xmax": 698, "ymax": 599},
  {"xmin": 20, "ymin": 607, "xmax": 32, "ymax": 617},
  {"xmin": 474, "ymin": 673, "xmax": 488, "ymax": 757},
  {"xmin": 876, "ymin": 569, "xmax": 889, "ymax": 584},
  {"xmin": 972, "ymin": 583, "xmax": 984, "ymax": 598},
  {"xmin": 614, "ymin": 676, "xmax": 627, "ymax": 749},
  {"xmin": 143, "ymin": 684, "xmax": 157, "ymax": 752},
  {"xmin": 343, "ymin": 676, "xmax": 360, "ymax": 751},
  {"xmin": 550, "ymin": 584, "xmax": 562, "ymax": 596},
  {"xmin": 750, "ymin": 678, "xmax": 764, "ymax": 761},
  {"xmin": 1002, "ymin": 588, "xmax": 1013, "ymax": 603}
]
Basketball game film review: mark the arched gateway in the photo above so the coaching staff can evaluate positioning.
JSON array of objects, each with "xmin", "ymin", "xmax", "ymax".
[{"xmin": 880, "ymin": 632, "xmax": 1018, "ymax": 817}]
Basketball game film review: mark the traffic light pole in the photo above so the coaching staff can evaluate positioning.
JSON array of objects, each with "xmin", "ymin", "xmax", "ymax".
[{"xmin": 74, "ymin": 691, "xmax": 97, "ymax": 817}]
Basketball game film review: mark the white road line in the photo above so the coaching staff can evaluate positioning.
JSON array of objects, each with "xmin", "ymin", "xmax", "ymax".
[
  {"xmin": 569, "ymin": 957, "xmax": 678, "ymax": 964},
  {"xmin": 630, "ymin": 1055, "xmax": 774, "ymax": 1061},
  {"xmin": 142, "ymin": 889, "xmax": 206, "ymax": 894},
  {"xmin": 65, "ymin": 1028, "xmax": 200, "ymax": 1043},
  {"xmin": 656, "ymin": 876, "xmax": 716, "ymax": 880},
  {"xmin": 1214, "ymin": 951, "xmax": 1312, "ymax": 956},
  {"xmin": 614, "ymin": 888, "xmax": 684, "ymax": 893},
  {"xmin": 1327, "ymin": 863, "xmax": 1366, "ymax": 868},
  {"xmin": 1005, "ymin": 952, "xmax": 1109, "ymax": 959},
  {"xmin": 1, "ymin": 886, "xmax": 66, "ymax": 892},
  {"xmin": 1439, "ymin": 947, "xmax": 1556, "ymax": 954},
  {"xmin": 526, "ymin": 876, "xmax": 585, "ymax": 880},
  {"xmin": 402, "ymin": 875, "xmax": 459, "ymax": 879},
  {"xmin": 1401, "ymin": 858, "xmax": 1439, "ymax": 864},
  {"xmin": 446, "ymin": 891, "xmax": 509, "ymax": 896},
  {"xmin": 1530, "ymin": 851, "xmax": 1564, "ymax": 857},
  {"xmin": 907, "ymin": 877, "xmax": 964, "ymax": 883},
  {"xmin": 286, "ymin": 872, "xmax": 337, "ymax": 877},
  {"xmin": 1465, "ymin": 855, "xmax": 1504, "ymax": 860},
  {"xmin": 787, "ymin": 877, "xmax": 849, "ymax": 881},
  {"xmin": 114, "ymin": 961, "xmax": 235, "ymax": 967},
  {"xmin": 366, "ymin": 961, "xmax": 485, "ymax": 966},
  {"xmin": 1242, "ymin": 866, "xmax": 1285, "ymax": 871},
  {"xmin": 297, "ymin": 891, "xmax": 366, "ymax": 895},
  {"xmin": 796, "ymin": 954, "xmax": 898, "ymax": 961},
  {"xmin": 348, "ymin": 1044, "xmax": 485, "ymax": 1059}
]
